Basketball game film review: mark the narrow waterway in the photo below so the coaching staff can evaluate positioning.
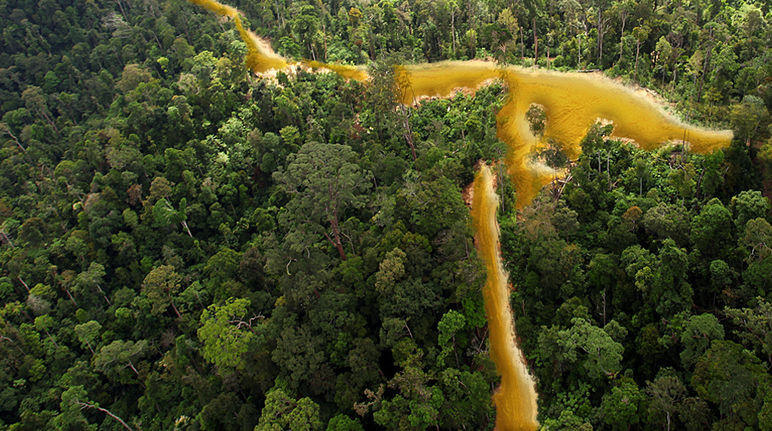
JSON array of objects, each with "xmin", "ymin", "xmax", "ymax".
[
  {"xmin": 471, "ymin": 165, "xmax": 539, "ymax": 431},
  {"xmin": 184, "ymin": 1, "xmax": 734, "ymax": 428}
]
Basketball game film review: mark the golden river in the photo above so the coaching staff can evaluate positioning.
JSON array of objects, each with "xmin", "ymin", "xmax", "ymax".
[{"xmin": 185, "ymin": 1, "xmax": 733, "ymax": 428}]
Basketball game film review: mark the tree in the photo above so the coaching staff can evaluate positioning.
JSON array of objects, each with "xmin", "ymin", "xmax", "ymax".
[
  {"xmin": 289, "ymin": 3, "xmax": 322, "ymax": 60},
  {"xmin": 522, "ymin": 0, "xmax": 545, "ymax": 61},
  {"xmin": 611, "ymin": 0, "xmax": 635, "ymax": 64},
  {"xmin": 725, "ymin": 299, "xmax": 772, "ymax": 366},
  {"xmin": 436, "ymin": 310, "xmax": 465, "ymax": 367},
  {"xmin": 679, "ymin": 313, "xmax": 724, "ymax": 369},
  {"xmin": 326, "ymin": 414, "xmax": 364, "ymax": 431},
  {"xmin": 141, "ymin": 265, "xmax": 182, "ymax": 317},
  {"xmin": 651, "ymin": 239, "xmax": 693, "ymax": 316},
  {"xmin": 49, "ymin": 385, "xmax": 97, "ymax": 431},
  {"xmin": 197, "ymin": 297, "xmax": 257, "ymax": 371},
  {"xmin": 646, "ymin": 373, "xmax": 686, "ymax": 431},
  {"xmin": 600, "ymin": 378, "xmax": 644, "ymax": 430},
  {"xmin": 730, "ymin": 190, "xmax": 770, "ymax": 230},
  {"xmin": 74, "ymin": 320, "xmax": 102, "ymax": 355},
  {"xmin": 709, "ymin": 259, "xmax": 734, "ymax": 296},
  {"xmin": 116, "ymin": 64, "xmax": 152, "ymax": 93},
  {"xmin": 21, "ymin": 86, "xmax": 57, "ymax": 132},
  {"xmin": 760, "ymin": 141, "xmax": 772, "ymax": 173},
  {"xmin": 33, "ymin": 314, "xmax": 58, "ymax": 347},
  {"xmin": 632, "ymin": 25, "xmax": 650, "ymax": 80},
  {"xmin": 642, "ymin": 202, "xmax": 690, "ymax": 245},
  {"xmin": 740, "ymin": 218, "xmax": 772, "ymax": 262},
  {"xmin": 654, "ymin": 36, "xmax": 673, "ymax": 81},
  {"xmin": 690, "ymin": 198, "xmax": 733, "ymax": 258},
  {"xmin": 93, "ymin": 339, "xmax": 149, "ymax": 380},
  {"xmin": 542, "ymin": 317, "xmax": 625, "ymax": 380},
  {"xmin": 55, "ymin": 385, "xmax": 135, "ymax": 431},
  {"xmin": 256, "ymin": 382, "xmax": 323, "ymax": 431},
  {"xmin": 436, "ymin": 368, "xmax": 492, "ymax": 429},
  {"xmin": 274, "ymin": 142, "xmax": 370, "ymax": 260},
  {"xmin": 151, "ymin": 198, "xmax": 192, "ymax": 237},
  {"xmin": 730, "ymin": 95, "xmax": 769, "ymax": 145},
  {"xmin": 540, "ymin": 409, "xmax": 593, "ymax": 430},
  {"xmin": 692, "ymin": 340, "xmax": 770, "ymax": 428},
  {"xmin": 373, "ymin": 376, "xmax": 444, "ymax": 431},
  {"xmin": 73, "ymin": 263, "xmax": 110, "ymax": 306},
  {"xmin": 592, "ymin": 0, "xmax": 611, "ymax": 66}
]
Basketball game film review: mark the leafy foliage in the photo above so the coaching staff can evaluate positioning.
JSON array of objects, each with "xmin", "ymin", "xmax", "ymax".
[{"xmin": 0, "ymin": 0, "xmax": 770, "ymax": 429}]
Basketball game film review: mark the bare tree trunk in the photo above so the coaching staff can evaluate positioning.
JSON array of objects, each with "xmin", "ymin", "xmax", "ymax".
[
  {"xmin": 672, "ymin": 62, "xmax": 677, "ymax": 86},
  {"xmin": 324, "ymin": 186, "xmax": 347, "ymax": 260},
  {"xmin": 619, "ymin": 16, "xmax": 627, "ymax": 63},
  {"xmin": 597, "ymin": 9, "xmax": 603, "ymax": 65},
  {"xmin": 318, "ymin": 5, "xmax": 329, "ymax": 61},
  {"xmin": 18, "ymin": 277, "xmax": 30, "ymax": 293},
  {"xmin": 181, "ymin": 221, "xmax": 193, "ymax": 238},
  {"xmin": 115, "ymin": 0, "xmax": 129, "ymax": 22},
  {"xmin": 400, "ymin": 106, "xmax": 417, "ymax": 160},
  {"xmin": 532, "ymin": 17, "xmax": 538, "ymax": 62},
  {"xmin": 697, "ymin": 45, "xmax": 711, "ymax": 103},
  {"xmin": 0, "ymin": 231, "xmax": 14, "ymax": 247},
  {"xmin": 38, "ymin": 109, "xmax": 58, "ymax": 133},
  {"xmin": 1, "ymin": 335, "xmax": 26, "ymax": 355},
  {"xmin": 451, "ymin": 10, "xmax": 456, "ymax": 56},
  {"xmin": 64, "ymin": 288, "xmax": 78, "ymax": 307},
  {"xmin": 44, "ymin": 329, "xmax": 58, "ymax": 347},
  {"xmin": 152, "ymin": 29, "xmax": 163, "ymax": 49},
  {"xmin": 127, "ymin": 360, "xmax": 139, "ymax": 376},
  {"xmin": 76, "ymin": 401, "xmax": 135, "ymax": 431},
  {"xmin": 578, "ymin": 36, "xmax": 582, "ymax": 67},
  {"xmin": 329, "ymin": 216, "xmax": 347, "ymax": 260},
  {"xmin": 602, "ymin": 290, "xmax": 607, "ymax": 325},
  {"xmin": 598, "ymin": 152, "xmax": 602, "ymax": 173},
  {"xmin": 634, "ymin": 40, "xmax": 640, "ymax": 79},
  {"xmin": 170, "ymin": 300, "xmax": 181, "ymax": 318},
  {"xmin": 0, "ymin": 127, "xmax": 26, "ymax": 154},
  {"xmin": 96, "ymin": 284, "xmax": 111, "ymax": 305}
]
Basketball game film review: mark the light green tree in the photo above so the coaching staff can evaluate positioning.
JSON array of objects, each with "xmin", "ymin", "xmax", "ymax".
[
  {"xmin": 49, "ymin": 385, "xmax": 97, "ymax": 431},
  {"xmin": 437, "ymin": 310, "xmax": 465, "ymax": 367},
  {"xmin": 326, "ymin": 414, "xmax": 364, "ymax": 431},
  {"xmin": 559, "ymin": 317, "xmax": 624, "ymax": 379},
  {"xmin": 256, "ymin": 382, "xmax": 322, "ymax": 431},
  {"xmin": 197, "ymin": 297, "xmax": 256, "ymax": 371}
]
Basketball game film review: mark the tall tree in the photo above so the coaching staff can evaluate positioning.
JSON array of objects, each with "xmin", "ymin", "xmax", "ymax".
[
  {"xmin": 632, "ymin": 25, "xmax": 650, "ymax": 80},
  {"xmin": 197, "ymin": 297, "xmax": 257, "ymax": 371},
  {"xmin": 141, "ymin": 265, "xmax": 182, "ymax": 317},
  {"xmin": 274, "ymin": 142, "xmax": 371, "ymax": 260}
]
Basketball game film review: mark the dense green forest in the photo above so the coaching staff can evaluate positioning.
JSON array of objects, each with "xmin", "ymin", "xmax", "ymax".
[{"xmin": 1, "ymin": 0, "xmax": 771, "ymax": 430}]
